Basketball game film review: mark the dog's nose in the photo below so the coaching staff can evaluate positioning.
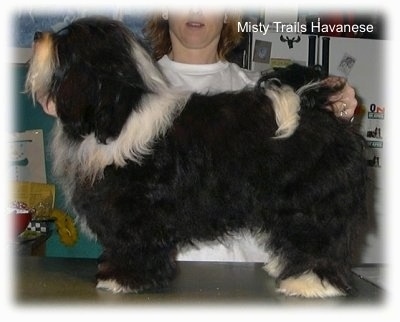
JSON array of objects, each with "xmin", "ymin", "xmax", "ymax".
[{"xmin": 33, "ymin": 31, "xmax": 43, "ymax": 42}]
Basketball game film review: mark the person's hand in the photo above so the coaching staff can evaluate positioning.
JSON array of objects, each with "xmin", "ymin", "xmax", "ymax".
[{"xmin": 323, "ymin": 76, "xmax": 357, "ymax": 121}]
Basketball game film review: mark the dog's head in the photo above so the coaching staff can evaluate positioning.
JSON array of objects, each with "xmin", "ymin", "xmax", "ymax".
[{"xmin": 25, "ymin": 16, "xmax": 168, "ymax": 144}]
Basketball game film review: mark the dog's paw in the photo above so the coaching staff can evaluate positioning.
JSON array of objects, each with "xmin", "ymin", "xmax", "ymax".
[
  {"xmin": 96, "ymin": 277, "xmax": 167, "ymax": 294},
  {"xmin": 96, "ymin": 279, "xmax": 136, "ymax": 294},
  {"xmin": 276, "ymin": 272, "xmax": 345, "ymax": 298}
]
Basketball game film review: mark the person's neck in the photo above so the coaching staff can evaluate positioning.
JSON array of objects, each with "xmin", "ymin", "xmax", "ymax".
[{"xmin": 168, "ymin": 45, "xmax": 219, "ymax": 64}]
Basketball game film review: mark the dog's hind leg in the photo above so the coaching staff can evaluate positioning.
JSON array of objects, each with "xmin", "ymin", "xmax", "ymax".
[
  {"xmin": 276, "ymin": 271, "xmax": 345, "ymax": 298},
  {"xmin": 263, "ymin": 248, "xmax": 345, "ymax": 298},
  {"xmin": 265, "ymin": 252, "xmax": 350, "ymax": 298},
  {"xmin": 263, "ymin": 206, "xmax": 359, "ymax": 298}
]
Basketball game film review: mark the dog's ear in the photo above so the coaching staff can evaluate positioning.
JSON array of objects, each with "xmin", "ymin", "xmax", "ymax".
[
  {"xmin": 53, "ymin": 63, "xmax": 148, "ymax": 143},
  {"xmin": 92, "ymin": 69, "xmax": 149, "ymax": 144},
  {"xmin": 48, "ymin": 18, "xmax": 153, "ymax": 144}
]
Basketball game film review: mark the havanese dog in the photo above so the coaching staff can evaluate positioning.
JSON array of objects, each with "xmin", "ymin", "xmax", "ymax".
[{"xmin": 25, "ymin": 16, "xmax": 368, "ymax": 298}]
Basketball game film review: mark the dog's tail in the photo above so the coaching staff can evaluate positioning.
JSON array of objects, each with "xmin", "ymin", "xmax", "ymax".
[
  {"xmin": 262, "ymin": 79, "xmax": 301, "ymax": 139},
  {"xmin": 257, "ymin": 64, "xmax": 344, "ymax": 139}
]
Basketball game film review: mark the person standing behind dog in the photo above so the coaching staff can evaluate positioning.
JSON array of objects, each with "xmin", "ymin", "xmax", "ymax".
[{"xmin": 143, "ymin": 8, "xmax": 358, "ymax": 262}]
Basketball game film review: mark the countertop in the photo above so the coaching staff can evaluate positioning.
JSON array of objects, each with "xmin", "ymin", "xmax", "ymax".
[{"xmin": 13, "ymin": 256, "xmax": 384, "ymax": 306}]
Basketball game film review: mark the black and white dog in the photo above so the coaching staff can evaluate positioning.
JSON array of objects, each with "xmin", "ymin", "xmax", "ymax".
[{"xmin": 25, "ymin": 17, "xmax": 367, "ymax": 298}]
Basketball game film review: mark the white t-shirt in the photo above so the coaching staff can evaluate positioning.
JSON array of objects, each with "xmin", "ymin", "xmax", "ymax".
[
  {"xmin": 157, "ymin": 55, "xmax": 260, "ymax": 93},
  {"xmin": 157, "ymin": 55, "xmax": 267, "ymax": 263}
]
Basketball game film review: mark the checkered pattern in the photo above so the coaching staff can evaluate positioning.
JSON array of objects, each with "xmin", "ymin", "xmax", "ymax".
[{"xmin": 27, "ymin": 220, "xmax": 51, "ymax": 233}]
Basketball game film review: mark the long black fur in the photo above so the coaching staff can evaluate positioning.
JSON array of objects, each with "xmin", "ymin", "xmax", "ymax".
[{"xmin": 26, "ymin": 17, "xmax": 368, "ymax": 296}]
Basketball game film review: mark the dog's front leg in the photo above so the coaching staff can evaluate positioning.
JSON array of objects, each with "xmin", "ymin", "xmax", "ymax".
[{"xmin": 95, "ymin": 245, "xmax": 177, "ymax": 293}]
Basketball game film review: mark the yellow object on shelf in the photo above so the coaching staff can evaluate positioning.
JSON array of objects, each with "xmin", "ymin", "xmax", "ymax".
[
  {"xmin": 11, "ymin": 181, "xmax": 78, "ymax": 246},
  {"xmin": 11, "ymin": 181, "xmax": 55, "ymax": 220},
  {"xmin": 51, "ymin": 209, "xmax": 78, "ymax": 246}
]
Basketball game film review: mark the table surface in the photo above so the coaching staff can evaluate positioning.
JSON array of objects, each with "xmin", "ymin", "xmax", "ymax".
[{"xmin": 14, "ymin": 256, "xmax": 384, "ymax": 306}]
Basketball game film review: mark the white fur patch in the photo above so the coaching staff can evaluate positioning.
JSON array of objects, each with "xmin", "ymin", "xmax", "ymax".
[
  {"xmin": 130, "ymin": 38, "xmax": 169, "ymax": 93},
  {"xmin": 263, "ymin": 254, "xmax": 286, "ymax": 278},
  {"xmin": 96, "ymin": 279, "xmax": 134, "ymax": 294},
  {"xmin": 265, "ymin": 84, "xmax": 301, "ymax": 139},
  {"xmin": 296, "ymin": 81, "xmax": 324, "ymax": 97},
  {"xmin": 277, "ymin": 271, "xmax": 345, "ymax": 298},
  {"xmin": 76, "ymin": 216, "xmax": 97, "ymax": 241},
  {"xmin": 52, "ymin": 90, "xmax": 190, "ymax": 184}
]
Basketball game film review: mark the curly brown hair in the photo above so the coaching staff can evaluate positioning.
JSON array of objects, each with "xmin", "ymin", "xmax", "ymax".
[{"xmin": 143, "ymin": 11, "xmax": 243, "ymax": 61}]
